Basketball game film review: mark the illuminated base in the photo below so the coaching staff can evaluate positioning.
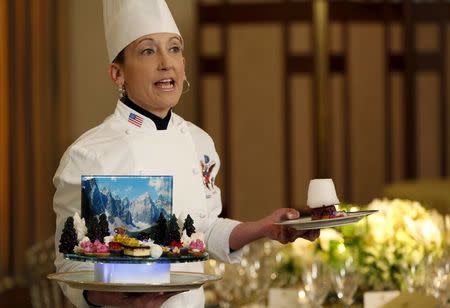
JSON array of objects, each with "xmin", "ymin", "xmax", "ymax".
[{"xmin": 94, "ymin": 263, "xmax": 170, "ymax": 283}]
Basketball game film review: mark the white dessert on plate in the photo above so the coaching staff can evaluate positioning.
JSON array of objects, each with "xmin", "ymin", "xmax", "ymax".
[{"xmin": 307, "ymin": 179, "xmax": 346, "ymax": 220}]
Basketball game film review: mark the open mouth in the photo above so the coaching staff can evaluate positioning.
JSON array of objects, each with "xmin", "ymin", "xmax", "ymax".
[{"xmin": 154, "ymin": 78, "xmax": 175, "ymax": 90}]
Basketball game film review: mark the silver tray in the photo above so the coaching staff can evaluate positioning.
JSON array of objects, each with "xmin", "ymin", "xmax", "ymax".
[{"xmin": 47, "ymin": 271, "xmax": 221, "ymax": 293}]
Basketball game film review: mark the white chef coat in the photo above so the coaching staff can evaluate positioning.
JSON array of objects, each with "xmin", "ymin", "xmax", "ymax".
[{"xmin": 53, "ymin": 100, "xmax": 242, "ymax": 308}]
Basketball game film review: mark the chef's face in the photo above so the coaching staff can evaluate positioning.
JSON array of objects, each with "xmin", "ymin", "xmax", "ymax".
[{"xmin": 112, "ymin": 33, "xmax": 185, "ymax": 118}]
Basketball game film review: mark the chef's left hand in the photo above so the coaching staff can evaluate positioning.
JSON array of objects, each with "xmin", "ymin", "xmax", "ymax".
[
  {"xmin": 258, "ymin": 208, "xmax": 320, "ymax": 244},
  {"xmin": 229, "ymin": 208, "xmax": 320, "ymax": 251}
]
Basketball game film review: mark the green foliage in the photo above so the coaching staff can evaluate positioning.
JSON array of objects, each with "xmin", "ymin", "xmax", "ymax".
[
  {"xmin": 183, "ymin": 214, "xmax": 195, "ymax": 237},
  {"xmin": 86, "ymin": 216, "xmax": 101, "ymax": 242},
  {"xmin": 167, "ymin": 214, "xmax": 181, "ymax": 244},
  {"xmin": 59, "ymin": 217, "xmax": 78, "ymax": 253},
  {"xmin": 98, "ymin": 214, "xmax": 110, "ymax": 243},
  {"xmin": 150, "ymin": 213, "xmax": 167, "ymax": 245}
]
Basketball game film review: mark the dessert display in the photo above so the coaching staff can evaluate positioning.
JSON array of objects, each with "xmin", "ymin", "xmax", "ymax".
[
  {"xmin": 123, "ymin": 245, "xmax": 151, "ymax": 257},
  {"xmin": 54, "ymin": 176, "xmax": 217, "ymax": 287},
  {"xmin": 307, "ymin": 179, "xmax": 347, "ymax": 220},
  {"xmin": 59, "ymin": 212, "xmax": 207, "ymax": 261},
  {"xmin": 189, "ymin": 239, "xmax": 206, "ymax": 257}
]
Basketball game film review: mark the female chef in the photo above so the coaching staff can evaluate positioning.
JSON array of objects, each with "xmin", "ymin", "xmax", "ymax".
[{"xmin": 53, "ymin": 1, "xmax": 319, "ymax": 307}]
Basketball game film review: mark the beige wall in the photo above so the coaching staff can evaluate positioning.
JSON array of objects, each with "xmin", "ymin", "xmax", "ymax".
[{"xmin": 68, "ymin": 0, "xmax": 197, "ymax": 142}]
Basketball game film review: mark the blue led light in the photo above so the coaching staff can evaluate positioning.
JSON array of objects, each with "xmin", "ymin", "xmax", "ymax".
[{"xmin": 94, "ymin": 262, "xmax": 170, "ymax": 283}]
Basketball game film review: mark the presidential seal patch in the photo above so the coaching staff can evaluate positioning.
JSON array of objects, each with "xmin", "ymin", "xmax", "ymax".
[{"xmin": 200, "ymin": 154, "xmax": 216, "ymax": 193}]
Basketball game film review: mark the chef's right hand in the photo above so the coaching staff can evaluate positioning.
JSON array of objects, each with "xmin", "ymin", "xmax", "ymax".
[{"xmin": 86, "ymin": 290, "xmax": 181, "ymax": 308}]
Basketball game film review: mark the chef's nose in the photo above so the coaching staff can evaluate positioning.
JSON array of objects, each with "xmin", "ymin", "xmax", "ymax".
[{"xmin": 158, "ymin": 51, "xmax": 173, "ymax": 71}]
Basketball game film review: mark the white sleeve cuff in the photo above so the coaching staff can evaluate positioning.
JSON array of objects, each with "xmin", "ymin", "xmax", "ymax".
[{"xmin": 205, "ymin": 218, "xmax": 243, "ymax": 263}]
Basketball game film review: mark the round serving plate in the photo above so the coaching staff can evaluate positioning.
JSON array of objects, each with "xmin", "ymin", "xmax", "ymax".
[
  {"xmin": 47, "ymin": 271, "xmax": 221, "ymax": 293},
  {"xmin": 64, "ymin": 252, "xmax": 209, "ymax": 264},
  {"xmin": 274, "ymin": 210, "xmax": 378, "ymax": 230}
]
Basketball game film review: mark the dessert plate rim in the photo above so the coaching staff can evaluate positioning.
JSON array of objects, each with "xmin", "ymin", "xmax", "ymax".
[{"xmin": 274, "ymin": 210, "xmax": 378, "ymax": 230}]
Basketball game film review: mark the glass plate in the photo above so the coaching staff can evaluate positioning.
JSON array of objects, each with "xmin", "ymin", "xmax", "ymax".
[
  {"xmin": 274, "ymin": 210, "xmax": 378, "ymax": 230},
  {"xmin": 47, "ymin": 271, "xmax": 221, "ymax": 293},
  {"xmin": 64, "ymin": 252, "xmax": 209, "ymax": 264}
]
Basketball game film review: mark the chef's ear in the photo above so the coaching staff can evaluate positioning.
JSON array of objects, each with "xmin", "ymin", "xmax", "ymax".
[{"xmin": 108, "ymin": 63, "xmax": 125, "ymax": 86}]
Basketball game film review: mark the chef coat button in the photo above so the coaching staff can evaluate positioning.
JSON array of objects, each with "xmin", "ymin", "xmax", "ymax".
[
  {"xmin": 180, "ymin": 127, "xmax": 186, "ymax": 133},
  {"xmin": 199, "ymin": 212, "xmax": 206, "ymax": 218},
  {"xmin": 192, "ymin": 168, "xmax": 199, "ymax": 175},
  {"xmin": 125, "ymin": 129, "xmax": 131, "ymax": 135}
]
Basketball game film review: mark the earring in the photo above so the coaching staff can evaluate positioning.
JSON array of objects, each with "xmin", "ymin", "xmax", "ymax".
[
  {"xmin": 182, "ymin": 79, "xmax": 191, "ymax": 94},
  {"xmin": 118, "ymin": 84, "xmax": 127, "ymax": 98}
]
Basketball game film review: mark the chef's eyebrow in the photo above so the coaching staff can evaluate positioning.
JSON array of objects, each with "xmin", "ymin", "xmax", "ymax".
[
  {"xmin": 136, "ymin": 36, "xmax": 182, "ymax": 45},
  {"xmin": 168, "ymin": 36, "xmax": 182, "ymax": 44}
]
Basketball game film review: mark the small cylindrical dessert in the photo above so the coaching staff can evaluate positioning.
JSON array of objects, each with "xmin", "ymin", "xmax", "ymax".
[{"xmin": 307, "ymin": 179, "xmax": 341, "ymax": 220}]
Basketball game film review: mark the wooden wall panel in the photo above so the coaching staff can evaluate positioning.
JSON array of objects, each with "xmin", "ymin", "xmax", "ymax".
[
  {"xmin": 330, "ymin": 23, "xmax": 344, "ymax": 54},
  {"xmin": 11, "ymin": 0, "xmax": 32, "ymax": 281},
  {"xmin": 291, "ymin": 75, "xmax": 314, "ymax": 208},
  {"xmin": 447, "ymin": 24, "xmax": 450, "ymax": 177},
  {"xmin": 289, "ymin": 23, "xmax": 311, "ymax": 54},
  {"xmin": 416, "ymin": 72, "xmax": 441, "ymax": 178},
  {"xmin": 202, "ymin": 77, "xmax": 225, "ymax": 191},
  {"xmin": 349, "ymin": 24, "xmax": 385, "ymax": 203},
  {"xmin": 4, "ymin": 0, "xmax": 68, "ymax": 282},
  {"xmin": 330, "ymin": 75, "xmax": 346, "ymax": 200},
  {"xmin": 31, "ymin": 0, "xmax": 55, "ymax": 242},
  {"xmin": 391, "ymin": 73, "xmax": 405, "ymax": 181},
  {"xmin": 390, "ymin": 23, "xmax": 403, "ymax": 53},
  {"xmin": 197, "ymin": 1, "xmax": 450, "ymax": 212},
  {"xmin": 201, "ymin": 25, "xmax": 222, "ymax": 56},
  {"xmin": 416, "ymin": 23, "xmax": 439, "ymax": 52},
  {"xmin": 229, "ymin": 24, "xmax": 284, "ymax": 220},
  {"xmin": 0, "ymin": 0, "xmax": 9, "ymax": 276}
]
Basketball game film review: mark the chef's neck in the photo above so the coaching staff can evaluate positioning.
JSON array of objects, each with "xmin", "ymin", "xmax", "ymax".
[{"xmin": 121, "ymin": 96, "xmax": 171, "ymax": 130}]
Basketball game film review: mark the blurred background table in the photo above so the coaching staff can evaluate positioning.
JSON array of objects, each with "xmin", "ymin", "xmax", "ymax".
[{"xmin": 383, "ymin": 178, "xmax": 450, "ymax": 215}]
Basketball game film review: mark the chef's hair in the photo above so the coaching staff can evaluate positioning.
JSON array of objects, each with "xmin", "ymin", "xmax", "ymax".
[{"xmin": 113, "ymin": 49, "xmax": 125, "ymax": 64}]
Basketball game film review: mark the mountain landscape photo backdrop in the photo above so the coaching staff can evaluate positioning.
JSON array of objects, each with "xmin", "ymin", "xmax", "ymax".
[{"xmin": 81, "ymin": 176, "xmax": 173, "ymax": 233}]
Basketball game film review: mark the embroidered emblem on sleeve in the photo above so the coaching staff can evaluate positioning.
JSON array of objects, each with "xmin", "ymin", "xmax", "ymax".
[{"xmin": 200, "ymin": 155, "xmax": 216, "ymax": 193}]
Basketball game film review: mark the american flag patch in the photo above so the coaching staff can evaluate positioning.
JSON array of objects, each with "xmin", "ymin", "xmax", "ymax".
[{"xmin": 128, "ymin": 113, "xmax": 143, "ymax": 127}]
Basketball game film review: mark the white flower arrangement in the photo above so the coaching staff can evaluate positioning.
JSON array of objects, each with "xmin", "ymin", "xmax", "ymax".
[{"xmin": 275, "ymin": 199, "xmax": 449, "ymax": 291}]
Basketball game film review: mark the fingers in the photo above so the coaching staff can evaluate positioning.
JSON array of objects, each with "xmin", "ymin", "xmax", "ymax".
[
  {"xmin": 276, "ymin": 227, "xmax": 301, "ymax": 244},
  {"xmin": 115, "ymin": 291, "xmax": 182, "ymax": 308},
  {"xmin": 298, "ymin": 229, "xmax": 320, "ymax": 242},
  {"xmin": 275, "ymin": 208, "xmax": 300, "ymax": 221},
  {"xmin": 140, "ymin": 291, "xmax": 181, "ymax": 308},
  {"xmin": 283, "ymin": 228, "xmax": 320, "ymax": 243}
]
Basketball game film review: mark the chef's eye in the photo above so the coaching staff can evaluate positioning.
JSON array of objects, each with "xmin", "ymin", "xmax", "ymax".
[
  {"xmin": 142, "ymin": 48, "xmax": 155, "ymax": 55},
  {"xmin": 169, "ymin": 46, "xmax": 181, "ymax": 53}
]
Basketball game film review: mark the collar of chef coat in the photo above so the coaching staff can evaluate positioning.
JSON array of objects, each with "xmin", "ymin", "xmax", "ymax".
[{"xmin": 114, "ymin": 100, "xmax": 185, "ymax": 132}]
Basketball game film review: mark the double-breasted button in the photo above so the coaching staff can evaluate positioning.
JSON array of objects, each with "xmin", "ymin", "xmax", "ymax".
[
  {"xmin": 180, "ymin": 126, "xmax": 186, "ymax": 133},
  {"xmin": 199, "ymin": 212, "xmax": 206, "ymax": 218},
  {"xmin": 192, "ymin": 168, "xmax": 199, "ymax": 175},
  {"xmin": 125, "ymin": 129, "xmax": 131, "ymax": 135}
]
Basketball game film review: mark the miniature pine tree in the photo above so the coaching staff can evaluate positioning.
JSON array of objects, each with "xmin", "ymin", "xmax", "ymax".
[
  {"xmin": 59, "ymin": 217, "xmax": 78, "ymax": 253},
  {"xmin": 167, "ymin": 214, "xmax": 181, "ymax": 244},
  {"xmin": 98, "ymin": 214, "xmax": 110, "ymax": 243},
  {"xmin": 183, "ymin": 214, "xmax": 196, "ymax": 237},
  {"xmin": 86, "ymin": 216, "xmax": 100, "ymax": 242},
  {"xmin": 150, "ymin": 212, "xmax": 167, "ymax": 245}
]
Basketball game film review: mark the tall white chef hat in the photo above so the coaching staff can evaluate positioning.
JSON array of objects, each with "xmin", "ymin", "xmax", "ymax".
[{"xmin": 103, "ymin": 0, "xmax": 181, "ymax": 63}]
